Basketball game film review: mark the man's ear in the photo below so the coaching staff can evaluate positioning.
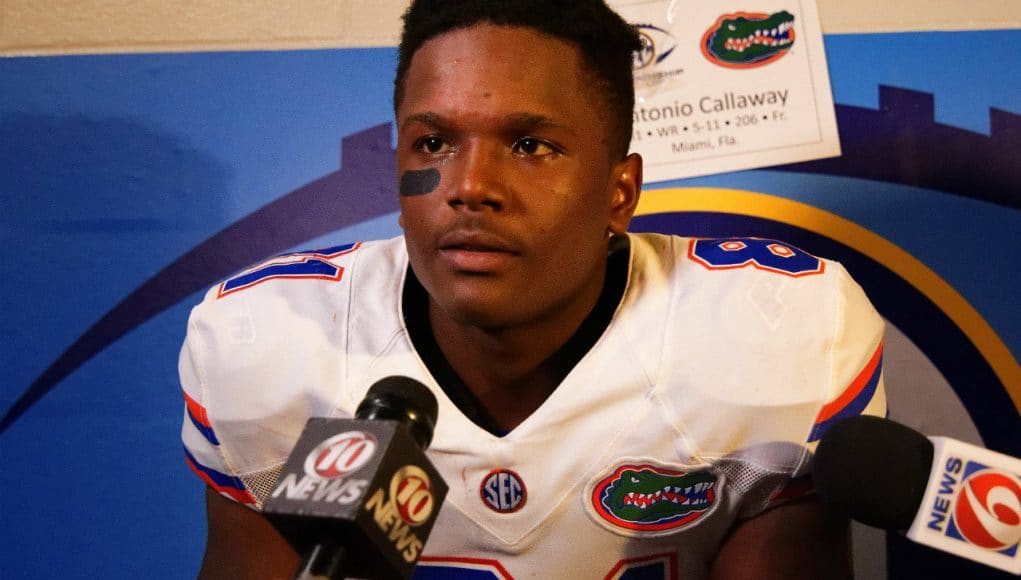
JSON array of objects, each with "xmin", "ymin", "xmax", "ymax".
[{"xmin": 607, "ymin": 153, "xmax": 643, "ymax": 234}]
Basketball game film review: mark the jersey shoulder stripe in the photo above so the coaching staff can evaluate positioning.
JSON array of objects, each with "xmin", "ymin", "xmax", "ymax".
[
  {"xmin": 808, "ymin": 340, "xmax": 884, "ymax": 442},
  {"xmin": 184, "ymin": 447, "xmax": 256, "ymax": 504},
  {"xmin": 183, "ymin": 390, "xmax": 219, "ymax": 445}
]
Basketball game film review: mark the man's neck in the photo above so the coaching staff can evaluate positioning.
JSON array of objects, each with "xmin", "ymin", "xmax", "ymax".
[
  {"xmin": 421, "ymin": 235, "xmax": 630, "ymax": 432},
  {"xmin": 427, "ymin": 293, "xmax": 593, "ymax": 427}
]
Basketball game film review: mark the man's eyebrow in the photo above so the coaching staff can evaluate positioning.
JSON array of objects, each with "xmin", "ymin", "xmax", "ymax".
[
  {"xmin": 502, "ymin": 113, "xmax": 571, "ymax": 133},
  {"xmin": 399, "ymin": 112, "xmax": 573, "ymax": 134},
  {"xmin": 400, "ymin": 112, "xmax": 445, "ymax": 132}
]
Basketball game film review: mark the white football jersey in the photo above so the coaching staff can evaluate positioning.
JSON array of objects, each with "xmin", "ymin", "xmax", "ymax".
[{"xmin": 181, "ymin": 233, "xmax": 886, "ymax": 579}]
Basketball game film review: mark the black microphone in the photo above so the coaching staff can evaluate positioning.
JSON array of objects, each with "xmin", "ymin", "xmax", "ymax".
[
  {"xmin": 263, "ymin": 376, "xmax": 448, "ymax": 579},
  {"xmin": 813, "ymin": 415, "xmax": 1021, "ymax": 574}
]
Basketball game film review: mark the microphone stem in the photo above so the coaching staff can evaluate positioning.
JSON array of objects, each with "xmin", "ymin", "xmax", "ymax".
[{"xmin": 294, "ymin": 542, "xmax": 347, "ymax": 580}]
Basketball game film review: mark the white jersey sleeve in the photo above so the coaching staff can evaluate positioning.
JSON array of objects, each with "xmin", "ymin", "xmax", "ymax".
[
  {"xmin": 651, "ymin": 235, "xmax": 886, "ymax": 514},
  {"xmin": 180, "ymin": 315, "xmax": 258, "ymax": 505},
  {"xmin": 178, "ymin": 240, "xmax": 383, "ymax": 508},
  {"xmin": 811, "ymin": 262, "xmax": 887, "ymax": 437}
]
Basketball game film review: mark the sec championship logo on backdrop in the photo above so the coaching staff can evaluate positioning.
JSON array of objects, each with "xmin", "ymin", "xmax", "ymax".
[
  {"xmin": 633, "ymin": 23, "xmax": 677, "ymax": 70},
  {"xmin": 629, "ymin": 22, "xmax": 685, "ymax": 93}
]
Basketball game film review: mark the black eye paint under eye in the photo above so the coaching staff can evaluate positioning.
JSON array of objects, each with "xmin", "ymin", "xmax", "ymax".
[{"xmin": 399, "ymin": 168, "xmax": 441, "ymax": 197}]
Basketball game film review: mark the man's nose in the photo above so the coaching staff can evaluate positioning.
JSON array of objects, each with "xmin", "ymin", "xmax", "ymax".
[{"xmin": 447, "ymin": 141, "xmax": 506, "ymax": 211}]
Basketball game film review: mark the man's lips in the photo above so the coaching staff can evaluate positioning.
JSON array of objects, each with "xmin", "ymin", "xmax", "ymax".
[
  {"xmin": 437, "ymin": 230, "xmax": 519, "ymax": 272},
  {"xmin": 438, "ymin": 230, "xmax": 517, "ymax": 252}
]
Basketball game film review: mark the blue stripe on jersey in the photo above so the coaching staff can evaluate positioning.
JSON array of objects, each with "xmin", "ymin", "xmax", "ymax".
[
  {"xmin": 184, "ymin": 447, "xmax": 246, "ymax": 491},
  {"xmin": 185, "ymin": 405, "xmax": 219, "ymax": 446},
  {"xmin": 808, "ymin": 357, "xmax": 883, "ymax": 442}
]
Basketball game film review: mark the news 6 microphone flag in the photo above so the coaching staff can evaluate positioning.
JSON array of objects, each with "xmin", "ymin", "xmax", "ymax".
[
  {"xmin": 907, "ymin": 437, "xmax": 1021, "ymax": 574},
  {"xmin": 815, "ymin": 416, "xmax": 1021, "ymax": 575}
]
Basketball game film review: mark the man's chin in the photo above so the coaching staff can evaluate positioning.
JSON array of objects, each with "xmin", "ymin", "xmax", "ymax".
[
  {"xmin": 429, "ymin": 290, "xmax": 527, "ymax": 332},
  {"xmin": 444, "ymin": 302, "xmax": 518, "ymax": 331}
]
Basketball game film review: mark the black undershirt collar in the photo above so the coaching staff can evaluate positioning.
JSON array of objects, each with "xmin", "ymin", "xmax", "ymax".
[{"xmin": 402, "ymin": 235, "xmax": 631, "ymax": 437}]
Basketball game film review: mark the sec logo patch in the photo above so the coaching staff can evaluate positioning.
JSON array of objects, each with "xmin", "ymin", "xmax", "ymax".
[{"xmin": 481, "ymin": 469, "xmax": 527, "ymax": 513}]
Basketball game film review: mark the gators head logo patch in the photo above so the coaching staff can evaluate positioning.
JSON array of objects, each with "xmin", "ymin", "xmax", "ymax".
[
  {"xmin": 701, "ymin": 11, "xmax": 795, "ymax": 68},
  {"xmin": 587, "ymin": 461, "xmax": 721, "ymax": 536}
]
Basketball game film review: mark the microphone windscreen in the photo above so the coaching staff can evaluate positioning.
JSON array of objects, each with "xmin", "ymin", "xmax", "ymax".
[
  {"xmin": 813, "ymin": 415, "xmax": 934, "ymax": 530},
  {"xmin": 356, "ymin": 376, "xmax": 438, "ymax": 449}
]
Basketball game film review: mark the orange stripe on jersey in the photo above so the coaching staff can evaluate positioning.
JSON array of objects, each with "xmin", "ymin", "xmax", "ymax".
[
  {"xmin": 417, "ymin": 556, "xmax": 513, "ymax": 579},
  {"xmin": 182, "ymin": 391, "xmax": 211, "ymax": 428},
  {"xmin": 182, "ymin": 390, "xmax": 219, "ymax": 445},
  {"xmin": 816, "ymin": 340, "xmax": 884, "ymax": 424},
  {"xmin": 185, "ymin": 449, "xmax": 256, "ymax": 505}
]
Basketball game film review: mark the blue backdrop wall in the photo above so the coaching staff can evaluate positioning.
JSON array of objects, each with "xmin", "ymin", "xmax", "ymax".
[{"xmin": 1, "ymin": 30, "xmax": 1018, "ymax": 578}]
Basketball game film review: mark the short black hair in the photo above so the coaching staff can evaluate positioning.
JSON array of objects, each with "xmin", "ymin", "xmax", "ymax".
[{"xmin": 394, "ymin": 0, "xmax": 641, "ymax": 160}]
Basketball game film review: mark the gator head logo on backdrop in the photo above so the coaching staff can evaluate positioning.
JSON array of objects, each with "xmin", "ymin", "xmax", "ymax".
[
  {"xmin": 630, "ymin": 22, "xmax": 685, "ymax": 93},
  {"xmin": 701, "ymin": 11, "xmax": 795, "ymax": 68},
  {"xmin": 587, "ymin": 462, "xmax": 720, "ymax": 536}
]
